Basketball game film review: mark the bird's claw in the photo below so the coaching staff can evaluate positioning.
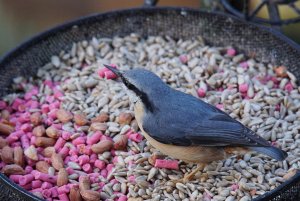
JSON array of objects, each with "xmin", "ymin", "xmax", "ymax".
[{"xmin": 170, "ymin": 173, "xmax": 196, "ymax": 184}]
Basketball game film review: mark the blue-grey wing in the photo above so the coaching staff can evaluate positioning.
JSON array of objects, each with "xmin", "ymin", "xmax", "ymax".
[{"xmin": 143, "ymin": 92, "xmax": 270, "ymax": 147}]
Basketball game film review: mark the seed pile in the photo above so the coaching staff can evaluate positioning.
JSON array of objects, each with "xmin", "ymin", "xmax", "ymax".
[{"xmin": 0, "ymin": 33, "xmax": 299, "ymax": 201}]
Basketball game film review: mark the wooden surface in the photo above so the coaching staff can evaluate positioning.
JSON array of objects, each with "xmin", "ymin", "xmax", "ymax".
[{"xmin": 0, "ymin": 0, "xmax": 200, "ymax": 55}]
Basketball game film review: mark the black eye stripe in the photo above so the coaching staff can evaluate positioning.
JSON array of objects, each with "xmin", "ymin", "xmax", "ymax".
[{"xmin": 123, "ymin": 78, "xmax": 155, "ymax": 112}]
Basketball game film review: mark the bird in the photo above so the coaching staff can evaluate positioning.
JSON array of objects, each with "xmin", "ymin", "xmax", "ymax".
[{"xmin": 103, "ymin": 64, "xmax": 288, "ymax": 182}]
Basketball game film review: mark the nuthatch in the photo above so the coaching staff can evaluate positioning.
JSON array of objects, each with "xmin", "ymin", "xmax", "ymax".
[{"xmin": 104, "ymin": 64, "xmax": 287, "ymax": 182}]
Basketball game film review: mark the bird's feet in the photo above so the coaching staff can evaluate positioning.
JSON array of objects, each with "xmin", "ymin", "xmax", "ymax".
[
  {"xmin": 171, "ymin": 173, "xmax": 201, "ymax": 184},
  {"xmin": 175, "ymin": 171, "xmax": 198, "ymax": 183},
  {"xmin": 172, "ymin": 163, "xmax": 206, "ymax": 183},
  {"xmin": 183, "ymin": 171, "xmax": 198, "ymax": 183}
]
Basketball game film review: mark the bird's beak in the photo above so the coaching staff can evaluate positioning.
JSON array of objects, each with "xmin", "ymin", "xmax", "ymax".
[{"xmin": 104, "ymin": 64, "xmax": 123, "ymax": 77}]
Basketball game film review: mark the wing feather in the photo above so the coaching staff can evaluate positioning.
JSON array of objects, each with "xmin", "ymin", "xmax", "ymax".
[{"xmin": 143, "ymin": 90, "xmax": 270, "ymax": 147}]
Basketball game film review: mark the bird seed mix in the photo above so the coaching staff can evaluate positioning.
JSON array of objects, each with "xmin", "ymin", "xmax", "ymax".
[{"xmin": 0, "ymin": 34, "xmax": 299, "ymax": 201}]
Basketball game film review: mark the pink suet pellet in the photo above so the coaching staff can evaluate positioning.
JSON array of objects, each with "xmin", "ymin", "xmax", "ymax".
[
  {"xmin": 226, "ymin": 48, "xmax": 236, "ymax": 56},
  {"xmin": 154, "ymin": 159, "xmax": 179, "ymax": 170}
]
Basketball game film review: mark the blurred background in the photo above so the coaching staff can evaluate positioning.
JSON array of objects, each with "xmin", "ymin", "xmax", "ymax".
[
  {"xmin": 0, "ymin": 0, "xmax": 299, "ymax": 56},
  {"xmin": 0, "ymin": 0, "xmax": 199, "ymax": 56}
]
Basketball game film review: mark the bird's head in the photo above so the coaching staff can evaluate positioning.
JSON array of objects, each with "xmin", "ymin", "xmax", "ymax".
[{"xmin": 104, "ymin": 64, "xmax": 169, "ymax": 112}]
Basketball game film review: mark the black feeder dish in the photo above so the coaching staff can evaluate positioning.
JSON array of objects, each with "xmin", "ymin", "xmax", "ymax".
[{"xmin": 1, "ymin": 3, "xmax": 300, "ymax": 201}]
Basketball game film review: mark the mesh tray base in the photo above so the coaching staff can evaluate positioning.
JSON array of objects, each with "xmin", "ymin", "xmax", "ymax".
[{"xmin": 0, "ymin": 7, "xmax": 300, "ymax": 201}]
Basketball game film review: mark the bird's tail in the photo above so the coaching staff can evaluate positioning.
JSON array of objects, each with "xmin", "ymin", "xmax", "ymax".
[{"xmin": 251, "ymin": 146, "xmax": 287, "ymax": 161}]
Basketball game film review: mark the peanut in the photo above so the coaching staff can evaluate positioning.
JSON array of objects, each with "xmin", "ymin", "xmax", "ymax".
[
  {"xmin": 79, "ymin": 176, "xmax": 90, "ymax": 191},
  {"xmin": 46, "ymin": 126, "xmax": 60, "ymax": 139},
  {"xmin": 1, "ymin": 146, "xmax": 14, "ymax": 164},
  {"xmin": 91, "ymin": 140, "xmax": 113, "ymax": 154},
  {"xmin": 51, "ymin": 153, "xmax": 64, "ymax": 170},
  {"xmin": 2, "ymin": 164, "xmax": 25, "ymax": 175},
  {"xmin": 57, "ymin": 168, "xmax": 68, "ymax": 187},
  {"xmin": 118, "ymin": 112, "xmax": 133, "ymax": 125},
  {"xmin": 0, "ymin": 136, "xmax": 7, "ymax": 149},
  {"xmin": 30, "ymin": 112, "xmax": 42, "ymax": 126},
  {"xmin": 1, "ymin": 110, "xmax": 10, "ymax": 120},
  {"xmin": 90, "ymin": 122, "xmax": 107, "ymax": 132},
  {"xmin": 69, "ymin": 185, "xmax": 83, "ymax": 201},
  {"xmin": 113, "ymin": 135, "xmax": 128, "ymax": 150},
  {"xmin": 13, "ymin": 146, "xmax": 24, "ymax": 167},
  {"xmin": 42, "ymin": 147, "xmax": 55, "ymax": 157},
  {"xmin": 35, "ymin": 137, "xmax": 56, "ymax": 147},
  {"xmin": 91, "ymin": 112, "xmax": 109, "ymax": 123},
  {"xmin": 74, "ymin": 113, "xmax": 88, "ymax": 126},
  {"xmin": 32, "ymin": 125, "xmax": 46, "ymax": 137},
  {"xmin": 56, "ymin": 109, "xmax": 73, "ymax": 123},
  {"xmin": 275, "ymin": 66, "xmax": 288, "ymax": 78},
  {"xmin": 0, "ymin": 122, "xmax": 14, "ymax": 136},
  {"xmin": 36, "ymin": 161, "xmax": 50, "ymax": 174},
  {"xmin": 80, "ymin": 190, "xmax": 100, "ymax": 201}
]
